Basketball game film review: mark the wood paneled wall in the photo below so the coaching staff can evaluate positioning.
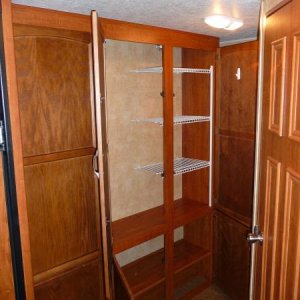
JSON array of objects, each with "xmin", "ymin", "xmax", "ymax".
[
  {"xmin": 13, "ymin": 24, "xmax": 103, "ymax": 299},
  {"xmin": 214, "ymin": 41, "xmax": 258, "ymax": 299}
]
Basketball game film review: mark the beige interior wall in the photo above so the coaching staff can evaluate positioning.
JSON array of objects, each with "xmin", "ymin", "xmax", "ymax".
[{"xmin": 105, "ymin": 40, "xmax": 182, "ymax": 266}]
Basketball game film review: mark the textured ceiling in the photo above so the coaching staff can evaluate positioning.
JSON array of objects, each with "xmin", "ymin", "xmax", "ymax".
[{"xmin": 12, "ymin": 0, "xmax": 261, "ymax": 43}]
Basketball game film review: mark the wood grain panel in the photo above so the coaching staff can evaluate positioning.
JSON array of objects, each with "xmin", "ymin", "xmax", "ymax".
[
  {"xmin": 163, "ymin": 45, "xmax": 175, "ymax": 300},
  {"xmin": 269, "ymin": 37, "xmax": 287, "ymax": 136},
  {"xmin": 0, "ymin": 157, "xmax": 15, "ymax": 300},
  {"xmin": 100, "ymin": 18, "xmax": 219, "ymax": 50},
  {"xmin": 34, "ymin": 259, "xmax": 102, "ymax": 300},
  {"xmin": 182, "ymin": 48, "xmax": 215, "ymax": 204},
  {"xmin": 12, "ymin": 4, "xmax": 91, "ymax": 33},
  {"xmin": 260, "ymin": 157, "xmax": 282, "ymax": 300},
  {"xmin": 24, "ymin": 156, "xmax": 98, "ymax": 275},
  {"xmin": 214, "ymin": 212, "xmax": 250, "ymax": 300},
  {"xmin": 219, "ymin": 41, "xmax": 258, "ymax": 134},
  {"xmin": 289, "ymin": 33, "xmax": 300, "ymax": 141},
  {"xmin": 14, "ymin": 25, "xmax": 93, "ymax": 157},
  {"xmin": 280, "ymin": 169, "xmax": 300, "ymax": 300},
  {"xmin": 219, "ymin": 135, "xmax": 255, "ymax": 219}
]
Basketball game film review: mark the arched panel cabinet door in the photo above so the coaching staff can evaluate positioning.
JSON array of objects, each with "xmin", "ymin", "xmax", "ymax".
[{"xmin": 91, "ymin": 11, "xmax": 114, "ymax": 300}]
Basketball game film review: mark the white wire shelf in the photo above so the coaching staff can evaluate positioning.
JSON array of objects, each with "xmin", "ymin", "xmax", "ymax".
[
  {"xmin": 136, "ymin": 157, "xmax": 210, "ymax": 176},
  {"xmin": 130, "ymin": 67, "xmax": 211, "ymax": 74},
  {"xmin": 132, "ymin": 115, "xmax": 210, "ymax": 126}
]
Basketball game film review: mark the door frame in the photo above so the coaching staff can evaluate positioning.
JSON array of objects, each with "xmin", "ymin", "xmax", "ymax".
[
  {"xmin": 249, "ymin": 1, "xmax": 266, "ymax": 299},
  {"xmin": 0, "ymin": 1, "xmax": 26, "ymax": 299}
]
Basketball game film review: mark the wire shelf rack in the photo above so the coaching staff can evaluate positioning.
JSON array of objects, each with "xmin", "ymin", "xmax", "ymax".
[
  {"xmin": 130, "ymin": 67, "xmax": 211, "ymax": 74},
  {"xmin": 132, "ymin": 115, "xmax": 210, "ymax": 126},
  {"xmin": 136, "ymin": 157, "xmax": 210, "ymax": 176}
]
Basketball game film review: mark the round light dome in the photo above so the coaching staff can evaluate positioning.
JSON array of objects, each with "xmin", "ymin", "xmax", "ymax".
[
  {"xmin": 204, "ymin": 15, "xmax": 232, "ymax": 29},
  {"xmin": 204, "ymin": 15, "xmax": 243, "ymax": 30}
]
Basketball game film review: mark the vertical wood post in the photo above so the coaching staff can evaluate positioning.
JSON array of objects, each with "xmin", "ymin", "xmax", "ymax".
[{"xmin": 162, "ymin": 45, "xmax": 174, "ymax": 300}]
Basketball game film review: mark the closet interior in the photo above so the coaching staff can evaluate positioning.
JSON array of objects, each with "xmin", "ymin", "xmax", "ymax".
[
  {"xmin": 2, "ymin": 3, "xmax": 258, "ymax": 300},
  {"xmin": 105, "ymin": 40, "xmax": 215, "ymax": 299}
]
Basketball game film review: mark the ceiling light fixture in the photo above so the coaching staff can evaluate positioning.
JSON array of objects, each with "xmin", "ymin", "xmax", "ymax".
[{"xmin": 204, "ymin": 15, "xmax": 243, "ymax": 30}]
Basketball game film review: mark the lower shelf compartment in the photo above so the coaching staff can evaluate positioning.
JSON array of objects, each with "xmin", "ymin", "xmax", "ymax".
[
  {"xmin": 114, "ymin": 240, "xmax": 210, "ymax": 299},
  {"xmin": 112, "ymin": 198, "xmax": 212, "ymax": 254}
]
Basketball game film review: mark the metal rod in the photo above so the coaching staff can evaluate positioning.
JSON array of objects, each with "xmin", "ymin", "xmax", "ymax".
[{"xmin": 209, "ymin": 65, "xmax": 214, "ymax": 207}]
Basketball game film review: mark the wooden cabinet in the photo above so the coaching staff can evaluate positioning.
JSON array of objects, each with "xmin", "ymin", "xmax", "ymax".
[{"xmin": 91, "ymin": 14, "xmax": 218, "ymax": 299}]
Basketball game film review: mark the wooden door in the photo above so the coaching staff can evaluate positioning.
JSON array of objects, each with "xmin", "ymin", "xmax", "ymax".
[
  {"xmin": 13, "ymin": 20, "xmax": 104, "ymax": 300},
  {"xmin": 255, "ymin": 0, "xmax": 300, "ymax": 299},
  {"xmin": 91, "ymin": 11, "xmax": 113, "ymax": 299}
]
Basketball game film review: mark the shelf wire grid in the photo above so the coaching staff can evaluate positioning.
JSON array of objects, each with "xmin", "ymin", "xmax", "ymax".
[
  {"xmin": 130, "ymin": 67, "xmax": 211, "ymax": 74},
  {"xmin": 136, "ymin": 157, "xmax": 210, "ymax": 176},
  {"xmin": 132, "ymin": 115, "xmax": 210, "ymax": 126}
]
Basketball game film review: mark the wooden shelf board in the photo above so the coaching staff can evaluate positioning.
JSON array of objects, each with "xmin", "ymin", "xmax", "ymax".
[
  {"xmin": 114, "ymin": 240, "xmax": 210, "ymax": 298},
  {"xmin": 112, "ymin": 205, "xmax": 166, "ymax": 254},
  {"xmin": 174, "ymin": 198, "xmax": 212, "ymax": 228},
  {"xmin": 112, "ymin": 198, "xmax": 212, "ymax": 254}
]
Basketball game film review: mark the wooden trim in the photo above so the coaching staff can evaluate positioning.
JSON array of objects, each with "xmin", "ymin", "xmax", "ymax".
[
  {"xmin": 260, "ymin": 157, "xmax": 281, "ymax": 300},
  {"xmin": 220, "ymin": 40, "xmax": 259, "ymax": 52},
  {"xmin": 91, "ymin": 11, "xmax": 112, "ymax": 299},
  {"xmin": 163, "ymin": 45, "xmax": 174, "ymax": 300},
  {"xmin": 1, "ymin": 1, "xmax": 35, "ymax": 299},
  {"xmin": 23, "ymin": 148, "xmax": 95, "ymax": 166},
  {"xmin": 100, "ymin": 17, "xmax": 219, "ymax": 50},
  {"xmin": 279, "ymin": 168, "xmax": 300, "ymax": 299},
  {"xmin": 268, "ymin": 37, "xmax": 287, "ymax": 136},
  {"xmin": 34, "ymin": 251, "xmax": 101, "ymax": 286},
  {"xmin": 288, "ymin": 32, "xmax": 300, "ymax": 142},
  {"xmin": 112, "ymin": 256, "xmax": 132, "ymax": 299},
  {"xmin": 163, "ymin": 46, "xmax": 174, "ymax": 300},
  {"xmin": 265, "ymin": 0, "xmax": 292, "ymax": 17},
  {"xmin": 12, "ymin": 4, "xmax": 91, "ymax": 32},
  {"xmin": 214, "ymin": 204, "xmax": 252, "ymax": 228},
  {"xmin": 11, "ymin": 4, "xmax": 219, "ymax": 50}
]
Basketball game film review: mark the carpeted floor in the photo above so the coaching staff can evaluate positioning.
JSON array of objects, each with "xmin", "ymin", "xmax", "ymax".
[{"xmin": 191, "ymin": 285, "xmax": 231, "ymax": 300}]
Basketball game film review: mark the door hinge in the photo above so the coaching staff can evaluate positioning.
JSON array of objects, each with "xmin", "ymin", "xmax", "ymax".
[
  {"xmin": 0, "ymin": 121, "xmax": 5, "ymax": 152},
  {"xmin": 247, "ymin": 225, "xmax": 264, "ymax": 245}
]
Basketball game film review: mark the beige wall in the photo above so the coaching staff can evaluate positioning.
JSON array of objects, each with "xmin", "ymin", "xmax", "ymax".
[{"xmin": 105, "ymin": 40, "xmax": 182, "ymax": 266}]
